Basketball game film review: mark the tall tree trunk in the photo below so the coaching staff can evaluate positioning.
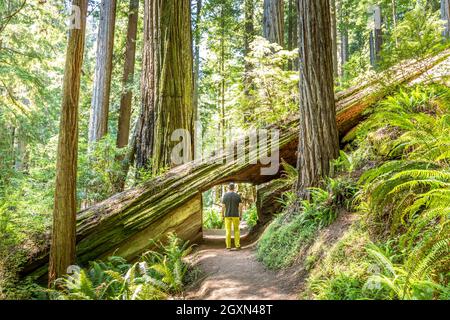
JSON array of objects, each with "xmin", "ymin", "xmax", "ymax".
[
  {"xmin": 296, "ymin": 0, "xmax": 339, "ymax": 198},
  {"xmin": 244, "ymin": 0, "xmax": 255, "ymax": 94},
  {"xmin": 338, "ymin": 0, "xmax": 348, "ymax": 77},
  {"xmin": 48, "ymin": 0, "xmax": 87, "ymax": 286},
  {"xmin": 10, "ymin": 126, "xmax": 15, "ymax": 172},
  {"xmin": 330, "ymin": 0, "xmax": 338, "ymax": 78},
  {"xmin": 220, "ymin": 4, "xmax": 226, "ymax": 150},
  {"xmin": 114, "ymin": 0, "xmax": 139, "ymax": 192},
  {"xmin": 13, "ymin": 127, "xmax": 28, "ymax": 172},
  {"xmin": 116, "ymin": 0, "xmax": 139, "ymax": 150},
  {"xmin": 370, "ymin": 31, "xmax": 375, "ymax": 66},
  {"xmin": 292, "ymin": 1, "xmax": 298, "ymax": 69},
  {"xmin": 263, "ymin": 0, "xmax": 284, "ymax": 47},
  {"xmin": 340, "ymin": 29, "xmax": 348, "ymax": 77},
  {"xmin": 287, "ymin": 0, "xmax": 299, "ymax": 70},
  {"xmin": 193, "ymin": 0, "xmax": 202, "ymax": 126},
  {"xmin": 136, "ymin": 0, "xmax": 194, "ymax": 174},
  {"xmin": 392, "ymin": 0, "xmax": 398, "ymax": 46},
  {"xmin": 88, "ymin": 0, "xmax": 117, "ymax": 144},
  {"xmin": 373, "ymin": 5, "xmax": 383, "ymax": 66},
  {"xmin": 442, "ymin": 0, "xmax": 450, "ymax": 38}
]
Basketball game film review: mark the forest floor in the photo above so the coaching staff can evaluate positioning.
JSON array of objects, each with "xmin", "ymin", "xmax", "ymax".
[
  {"xmin": 184, "ymin": 242, "xmax": 302, "ymax": 300},
  {"xmin": 184, "ymin": 212, "xmax": 356, "ymax": 300}
]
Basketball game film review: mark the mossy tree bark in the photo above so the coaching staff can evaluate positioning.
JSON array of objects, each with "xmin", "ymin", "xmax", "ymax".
[
  {"xmin": 88, "ymin": 0, "xmax": 116, "ymax": 144},
  {"xmin": 263, "ymin": 0, "xmax": 284, "ymax": 47},
  {"xmin": 48, "ymin": 0, "xmax": 87, "ymax": 286},
  {"xmin": 136, "ymin": 0, "xmax": 194, "ymax": 174},
  {"xmin": 296, "ymin": 0, "xmax": 339, "ymax": 198}
]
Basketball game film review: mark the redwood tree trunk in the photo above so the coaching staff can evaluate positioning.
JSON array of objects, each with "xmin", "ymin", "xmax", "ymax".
[
  {"xmin": 136, "ymin": 0, "xmax": 194, "ymax": 174},
  {"xmin": 220, "ymin": 4, "xmax": 226, "ymax": 150},
  {"xmin": 193, "ymin": 0, "xmax": 202, "ymax": 125},
  {"xmin": 442, "ymin": 0, "xmax": 450, "ymax": 38},
  {"xmin": 116, "ymin": 0, "xmax": 139, "ymax": 150},
  {"xmin": 373, "ymin": 5, "xmax": 383, "ymax": 66},
  {"xmin": 88, "ymin": 0, "xmax": 117, "ymax": 144},
  {"xmin": 287, "ymin": 0, "xmax": 298, "ymax": 70},
  {"xmin": 330, "ymin": 0, "xmax": 338, "ymax": 78},
  {"xmin": 244, "ymin": 0, "xmax": 255, "ymax": 95},
  {"xmin": 263, "ymin": 0, "xmax": 284, "ymax": 47},
  {"xmin": 114, "ymin": 0, "xmax": 139, "ymax": 192},
  {"xmin": 296, "ymin": 0, "xmax": 339, "ymax": 198},
  {"xmin": 338, "ymin": 0, "xmax": 348, "ymax": 77},
  {"xmin": 392, "ymin": 0, "xmax": 398, "ymax": 46},
  {"xmin": 48, "ymin": 0, "xmax": 87, "ymax": 286}
]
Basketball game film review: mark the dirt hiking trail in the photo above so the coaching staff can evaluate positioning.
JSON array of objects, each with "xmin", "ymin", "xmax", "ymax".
[
  {"xmin": 184, "ymin": 226, "xmax": 304, "ymax": 300},
  {"xmin": 184, "ymin": 213, "xmax": 356, "ymax": 300}
]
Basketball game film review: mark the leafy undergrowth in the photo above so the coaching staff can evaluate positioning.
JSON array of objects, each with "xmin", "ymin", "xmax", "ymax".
[
  {"xmin": 258, "ymin": 83, "xmax": 450, "ymax": 300},
  {"xmin": 256, "ymin": 162, "xmax": 357, "ymax": 269},
  {"xmin": 5, "ymin": 233, "xmax": 198, "ymax": 300}
]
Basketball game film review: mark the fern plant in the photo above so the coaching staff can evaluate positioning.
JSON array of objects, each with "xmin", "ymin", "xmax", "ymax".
[
  {"xmin": 351, "ymin": 84, "xmax": 450, "ymax": 299},
  {"xmin": 48, "ymin": 234, "xmax": 191, "ymax": 300},
  {"xmin": 142, "ymin": 233, "xmax": 193, "ymax": 294},
  {"xmin": 365, "ymin": 241, "xmax": 449, "ymax": 300}
]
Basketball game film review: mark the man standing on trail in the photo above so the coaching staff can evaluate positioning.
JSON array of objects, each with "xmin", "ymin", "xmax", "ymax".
[{"xmin": 221, "ymin": 183, "xmax": 243, "ymax": 250}]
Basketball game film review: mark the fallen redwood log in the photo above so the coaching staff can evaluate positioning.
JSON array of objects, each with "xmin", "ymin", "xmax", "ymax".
[{"xmin": 22, "ymin": 50, "xmax": 450, "ymax": 280}]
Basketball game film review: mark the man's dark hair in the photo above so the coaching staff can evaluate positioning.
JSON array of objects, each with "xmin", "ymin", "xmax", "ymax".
[{"xmin": 228, "ymin": 182, "xmax": 235, "ymax": 190}]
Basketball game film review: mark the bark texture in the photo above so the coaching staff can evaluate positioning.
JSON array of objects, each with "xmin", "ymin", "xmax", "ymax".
[
  {"xmin": 331, "ymin": 0, "xmax": 338, "ymax": 78},
  {"xmin": 442, "ymin": 0, "xmax": 450, "ymax": 38},
  {"xmin": 263, "ymin": 0, "xmax": 284, "ymax": 46},
  {"xmin": 244, "ymin": 0, "xmax": 255, "ymax": 94},
  {"xmin": 114, "ymin": 0, "xmax": 139, "ymax": 192},
  {"xmin": 193, "ymin": 0, "xmax": 202, "ymax": 124},
  {"xmin": 296, "ymin": 0, "xmax": 339, "ymax": 196},
  {"xmin": 48, "ymin": 0, "xmax": 87, "ymax": 285},
  {"xmin": 287, "ymin": 0, "xmax": 298, "ymax": 70},
  {"xmin": 88, "ymin": 0, "xmax": 117, "ymax": 144},
  {"xmin": 116, "ymin": 0, "xmax": 139, "ymax": 150},
  {"xmin": 373, "ymin": 5, "xmax": 383, "ymax": 66},
  {"xmin": 23, "ymin": 50, "xmax": 450, "ymax": 281},
  {"xmin": 136, "ymin": 0, "xmax": 194, "ymax": 174},
  {"xmin": 338, "ymin": 0, "xmax": 348, "ymax": 77}
]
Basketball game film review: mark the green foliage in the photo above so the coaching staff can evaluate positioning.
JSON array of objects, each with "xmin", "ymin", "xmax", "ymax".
[
  {"xmin": 243, "ymin": 204, "xmax": 258, "ymax": 228},
  {"xmin": 257, "ymin": 177, "xmax": 355, "ymax": 270},
  {"xmin": 279, "ymin": 160, "xmax": 298, "ymax": 184},
  {"xmin": 311, "ymin": 273, "xmax": 368, "ymax": 300},
  {"xmin": 304, "ymin": 84, "xmax": 449, "ymax": 300},
  {"xmin": 365, "ymin": 241, "xmax": 449, "ymax": 300},
  {"xmin": 356, "ymin": 85, "xmax": 450, "ymax": 252},
  {"xmin": 380, "ymin": 4, "xmax": 448, "ymax": 69},
  {"xmin": 239, "ymin": 37, "xmax": 299, "ymax": 127},
  {"xmin": 142, "ymin": 233, "xmax": 193, "ymax": 294},
  {"xmin": 47, "ymin": 234, "xmax": 192, "ymax": 300},
  {"xmin": 203, "ymin": 207, "xmax": 224, "ymax": 230},
  {"xmin": 257, "ymin": 210, "xmax": 317, "ymax": 270},
  {"xmin": 303, "ymin": 219, "xmax": 390, "ymax": 300},
  {"xmin": 78, "ymin": 135, "xmax": 129, "ymax": 205},
  {"xmin": 355, "ymin": 84, "xmax": 450, "ymax": 298}
]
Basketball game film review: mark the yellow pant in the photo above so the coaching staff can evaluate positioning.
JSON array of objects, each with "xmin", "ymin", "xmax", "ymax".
[{"xmin": 225, "ymin": 217, "xmax": 241, "ymax": 249}]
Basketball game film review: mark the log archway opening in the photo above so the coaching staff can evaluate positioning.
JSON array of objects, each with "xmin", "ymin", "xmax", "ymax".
[{"xmin": 200, "ymin": 183, "xmax": 258, "ymax": 243}]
